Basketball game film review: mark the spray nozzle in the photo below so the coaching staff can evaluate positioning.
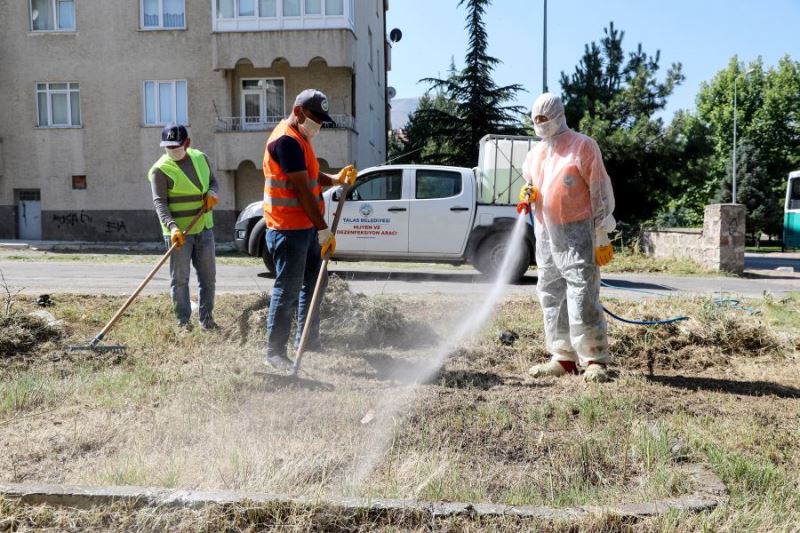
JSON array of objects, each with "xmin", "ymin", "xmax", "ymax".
[{"xmin": 517, "ymin": 184, "xmax": 537, "ymax": 215}]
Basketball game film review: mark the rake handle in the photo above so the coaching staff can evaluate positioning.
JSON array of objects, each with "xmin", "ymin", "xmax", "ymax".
[
  {"xmin": 292, "ymin": 181, "xmax": 351, "ymax": 375},
  {"xmin": 94, "ymin": 208, "xmax": 207, "ymax": 341}
]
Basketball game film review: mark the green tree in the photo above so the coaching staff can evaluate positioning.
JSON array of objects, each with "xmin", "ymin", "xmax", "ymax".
[
  {"xmin": 403, "ymin": 0, "xmax": 525, "ymax": 167},
  {"xmin": 692, "ymin": 56, "xmax": 800, "ymax": 236},
  {"xmin": 559, "ymin": 22, "xmax": 685, "ymax": 225},
  {"xmin": 716, "ymin": 141, "xmax": 776, "ymax": 242}
]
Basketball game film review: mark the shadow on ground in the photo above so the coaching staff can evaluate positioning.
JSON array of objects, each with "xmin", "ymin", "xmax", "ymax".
[
  {"xmin": 647, "ymin": 374, "xmax": 800, "ymax": 398},
  {"xmin": 252, "ymin": 371, "xmax": 335, "ymax": 391}
]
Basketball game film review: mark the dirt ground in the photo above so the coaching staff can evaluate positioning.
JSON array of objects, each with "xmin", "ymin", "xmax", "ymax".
[{"xmin": 1, "ymin": 281, "xmax": 798, "ymax": 531}]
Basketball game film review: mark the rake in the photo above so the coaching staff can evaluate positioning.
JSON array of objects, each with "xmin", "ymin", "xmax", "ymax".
[{"xmin": 68, "ymin": 208, "xmax": 207, "ymax": 353}]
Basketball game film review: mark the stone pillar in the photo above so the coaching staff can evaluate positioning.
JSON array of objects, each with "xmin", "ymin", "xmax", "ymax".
[{"xmin": 702, "ymin": 204, "xmax": 746, "ymax": 274}]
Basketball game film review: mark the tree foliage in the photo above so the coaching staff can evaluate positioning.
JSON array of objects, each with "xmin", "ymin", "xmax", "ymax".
[
  {"xmin": 393, "ymin": 0, "xmax": 525, "ymax": 167},
  {"xmin": 715, "ymin": 141, "xmax": 777, "ymax": 240},
  {"xmin": 688, "ymin": 56, "xmax": 800, "ymax": 235},
  {"xmin": 559, "ymin": 22, "xmax": 685, "ymax": 225}
]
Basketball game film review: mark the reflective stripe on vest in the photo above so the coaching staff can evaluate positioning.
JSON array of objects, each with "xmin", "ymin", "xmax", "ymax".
[
  {"xmin": 147, "ymin": 148, "xmax": 214, "ymax": 236},
  {"xmin": 262, "ymin": 120, "xmax": 324, "ymax": 230}
]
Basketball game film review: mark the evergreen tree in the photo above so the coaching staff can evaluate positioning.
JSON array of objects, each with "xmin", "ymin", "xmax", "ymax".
[
  {"xmin": 716, "ymin": 141, "xmax": 779, "ymax": 242},
  {"xmin": 559, "ymin": 22, "xmax": 685, "ymax": 225},
  {"xmin": 403, "ymin": 0, "xmax": 526, "ymax": 167}
]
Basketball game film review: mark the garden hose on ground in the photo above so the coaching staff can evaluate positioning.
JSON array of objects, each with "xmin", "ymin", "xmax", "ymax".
[{"xmin": 516, "ymin": 202, "xmax": 690, "ymax": 326}]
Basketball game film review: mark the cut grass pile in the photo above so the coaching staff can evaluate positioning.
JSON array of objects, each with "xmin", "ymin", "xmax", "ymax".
[
  {"xmin": 232, "ymin": 275, "xmax": 432, "ymax": 349},
  {"xmin": 0, "ymin": 288, "xmax": 798, "ymax": 530},
  {"xmin": 0, "ymin": 313, "xmax": 61, "ymax": 360}
]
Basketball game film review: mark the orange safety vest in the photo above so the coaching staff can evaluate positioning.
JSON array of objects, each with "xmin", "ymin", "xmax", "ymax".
[{"xmin": 262, "ymin": 120, "xmax": 324, "ymax": 230}]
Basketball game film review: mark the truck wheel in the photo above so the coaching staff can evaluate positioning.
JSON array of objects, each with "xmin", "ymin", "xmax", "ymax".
[
  {"xmin": 475, "ymin": 233, "xmax": 531, "ymax": 283},
  {"xmin": 261, "ymin": 245, "xmax": 275, "ymax": 274}
]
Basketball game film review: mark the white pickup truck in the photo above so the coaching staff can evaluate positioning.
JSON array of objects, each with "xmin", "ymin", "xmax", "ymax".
[{"xmin": 233, "ymin": 135, "xmax": 537, "ymax": 281}]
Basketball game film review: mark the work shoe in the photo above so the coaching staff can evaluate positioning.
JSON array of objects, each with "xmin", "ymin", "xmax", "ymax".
[
  {"xmin": 583, "ymin": 363, "xmax": 612, "ymax": 383},
  {"xmin": 528, "ymin": 359, "xmax": 578, "ymax": 378},
  {"xmin": 200, "ymin": 319, "xmax": 220, "ymax": 331},
  {"xmin": 265, "ymin": 354, "xmax": 294, "ymax": 372}
]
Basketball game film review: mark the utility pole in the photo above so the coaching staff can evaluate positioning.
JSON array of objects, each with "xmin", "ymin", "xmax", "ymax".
[{"xmin": 543, "ymin": 0, "xmax": 548, "ymax": 93}]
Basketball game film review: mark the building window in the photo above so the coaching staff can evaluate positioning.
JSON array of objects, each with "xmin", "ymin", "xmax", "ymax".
[
  {"xmin": 241, "ymin": 78, "xmax": 285, "ymax": 128},
  {"xmin": 30, "ymin": 0, "xmax": 75, "ymax": 31},
  {"xmin": 216, "ymin": 0, "xmax": 344, "ymax": 19},
  {"xmin": 72, "ymin": 175, "xmax": 87, "ymax": 190},
  {"xmin": 368, "ymin": 28, "xmax": 374, "ymax": 70},
  {"xmin": 142, "ymin": 0, "xmax": 185, "ymax": 29},
  {"xmin": 326, "ymin": 0, "xmax": 343, "ymax": 15},
  {"xmin": 368, "ymin": 104, "xmax": 375, "ymax": 146},
  {"xmin": 36, "ymin": 82, "xmax": 80, "ymax": 127},
  {"xmin": 144, "ymin": 80, "xmax": 188, "ymax": 126}
]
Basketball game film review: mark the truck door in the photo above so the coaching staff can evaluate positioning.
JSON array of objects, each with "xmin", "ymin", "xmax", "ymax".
[
  {"xmin": 408, "ymin": 169, "xmax": 473, "ymax": 255},
  {"xmin": 334, "ymin": 168, "xmax": 409, "ymax": 254}
]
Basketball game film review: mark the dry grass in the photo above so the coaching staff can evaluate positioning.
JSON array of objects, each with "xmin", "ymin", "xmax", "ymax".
[{"xmin": 0, "ymin": 288, "xmax": 799, "ymax": 530}]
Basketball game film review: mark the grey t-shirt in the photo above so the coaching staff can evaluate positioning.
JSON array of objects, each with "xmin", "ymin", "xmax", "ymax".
[{"xmin": 150, "ymin": 154, "xmax": 219, "ymax": 230}]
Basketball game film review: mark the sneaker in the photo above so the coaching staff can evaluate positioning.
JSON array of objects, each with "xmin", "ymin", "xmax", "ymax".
[
  {"xmin": 584, "ymin": 363, "xmax": 612, "ymax": 383},
  {"xmin": 265, "ymin": 354, "xmax": 295, "ymax": 372},
  {"xmin": 200, "ymin": 320, "xmax": 220, "ymax": 331},
  {"xmin": 528, "ymin": 359, "xmax": 577, "ymax": 378}
]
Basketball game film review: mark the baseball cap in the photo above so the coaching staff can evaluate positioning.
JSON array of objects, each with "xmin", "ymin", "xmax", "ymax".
[
  {"xmin": 294, "ymin": 89, "xmax": 333, "ymax": 123},
  {"xmin": 160, "ymin": 123, "xmax": 188, "ymax": 147}
]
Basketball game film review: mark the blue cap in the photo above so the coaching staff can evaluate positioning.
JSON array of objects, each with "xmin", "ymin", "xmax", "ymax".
[
  {"xmin": 294, "ymin": 89, "xmax": 333, "ymax": 123},
  {"xmin": 160, "ymin": 123, "xmax": 188, "ymax": 147}
]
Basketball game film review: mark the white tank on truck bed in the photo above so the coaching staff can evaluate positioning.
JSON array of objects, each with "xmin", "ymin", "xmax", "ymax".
[{"xmin": 477, "ymin": 134, "xmax": 538, "ymax": 205}]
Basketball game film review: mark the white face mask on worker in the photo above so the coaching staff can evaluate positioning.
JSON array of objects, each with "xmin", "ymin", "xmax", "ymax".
[
  {"xmin": 299, "ymin": 115, "xmax": 322, "ymax": 139},
  {"xmin": 165, "ymin": 146, "xmax": 186, "ymax": 160}
]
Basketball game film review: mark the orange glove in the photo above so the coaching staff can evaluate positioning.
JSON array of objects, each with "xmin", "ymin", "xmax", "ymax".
[
  {"xmin": 336, "ymin": 165, "xmax": 358, "ymax": 187},
  {"xmin": 202, "ymin": 191, "xmax": 219, "ymax": 211},
  {"xmin": 170, "ymin": 227, "xmax": 185, "ymax": 248},
  {"xmin": 595, "ymin": 244, "xmax": 614, "ymax": 266}
]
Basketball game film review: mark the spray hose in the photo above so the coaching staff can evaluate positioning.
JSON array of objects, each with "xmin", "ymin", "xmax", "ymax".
[{"xmin": 523, "ymin": 206, "xmax": 690, "ymax": 326}]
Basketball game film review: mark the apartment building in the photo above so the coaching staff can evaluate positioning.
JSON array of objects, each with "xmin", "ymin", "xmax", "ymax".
[{"xmin": 0, "ymin": 0, "xmax": 390, "ymax": 241}]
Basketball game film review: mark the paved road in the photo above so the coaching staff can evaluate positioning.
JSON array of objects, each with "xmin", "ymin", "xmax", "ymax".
[{"xmin": 1, "ymin": 255, "xmax": 797, "ymax": 299}]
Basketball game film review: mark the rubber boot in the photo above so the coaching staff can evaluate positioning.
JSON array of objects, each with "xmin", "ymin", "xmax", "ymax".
[
  {"xmin": 529, "ymin": 359, "xmax": 578, "ymax": 378},
  {"xmin": 583, "ymin": 363, "xmax": 611, "ymax": 383}
]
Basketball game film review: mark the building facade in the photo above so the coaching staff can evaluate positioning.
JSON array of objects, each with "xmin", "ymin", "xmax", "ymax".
[{"xmin": 0, "ymin": 0, "xmax": 390, "ymax": 241}]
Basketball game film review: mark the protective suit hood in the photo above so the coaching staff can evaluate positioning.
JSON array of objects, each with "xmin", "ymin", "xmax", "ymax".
[{"xmin": 532, "ymin": 93, "xmax": 569, "ymax": 139}]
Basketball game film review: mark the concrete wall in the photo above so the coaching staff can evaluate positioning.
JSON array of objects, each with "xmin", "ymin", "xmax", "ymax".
[
  {"xmin": 641, "ymin": 204, "xmax": 746, "ymax": 274},
  {"xmin": 0, "ymin": 0, "xmax": 387, "ymax": 241}
]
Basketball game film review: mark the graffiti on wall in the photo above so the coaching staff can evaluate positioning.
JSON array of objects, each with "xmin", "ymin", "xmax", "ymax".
[{"xmin": 52, "ymin": 211, "xmax": 93, "ymax": 229}]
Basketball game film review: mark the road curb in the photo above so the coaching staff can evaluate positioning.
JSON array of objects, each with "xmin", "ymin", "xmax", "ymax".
[
  {"xmin": 0, "ymin": 464, "xmax": 727, "ymax": 522},
  {"xmin": 0, "ymin": 241, "xmax": 236, "ymax": 253}
]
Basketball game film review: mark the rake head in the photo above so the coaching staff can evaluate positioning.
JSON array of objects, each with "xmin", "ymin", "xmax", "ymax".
[
  {"xmin": 67, "ymin": 343, "xmax": 127, "ymax": 354},
  {"xmin": 67, "ymin": 334, "xmax": 127, "ymax": 354}
]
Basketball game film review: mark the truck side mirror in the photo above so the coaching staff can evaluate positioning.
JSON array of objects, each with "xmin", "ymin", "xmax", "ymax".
[{"xmin": 332, "ymin": 190, "xmax": 341, "ymax": 202}]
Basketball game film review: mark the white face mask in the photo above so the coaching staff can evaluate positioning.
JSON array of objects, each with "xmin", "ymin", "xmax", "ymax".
[
  {"xmin": 533, "ymin": 117, "xmax": 562, "ymax": 139},
  {"xmin": 166, "ymin": 146, "xmax": 186, "ymax": 160},
  {"xmin": 298, "ymin": 114, "xmax": 322, "ymax": 139}
]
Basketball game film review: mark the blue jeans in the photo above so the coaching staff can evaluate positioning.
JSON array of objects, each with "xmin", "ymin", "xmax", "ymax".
[
  {"xmin": 265, "ymin": 228, "xmax": 325, "ymax": 357},
  {"xmin": 164, "ymin": 228, "xmax": 216, "ymax": 325}
]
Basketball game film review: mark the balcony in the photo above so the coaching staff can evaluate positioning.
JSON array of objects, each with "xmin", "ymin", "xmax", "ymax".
[
  {"xmin": 212, "ymin": 28, "xmax": 356, "ymax": 70},
  {"xmin": 214, "ymin": 115, "xmax": 356, "ymax": 171}
]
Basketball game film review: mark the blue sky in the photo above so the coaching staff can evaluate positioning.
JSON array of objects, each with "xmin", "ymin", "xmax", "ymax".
[{"xmin": 386, "ymin": 0, "xmax": 799, "ymax": 120}]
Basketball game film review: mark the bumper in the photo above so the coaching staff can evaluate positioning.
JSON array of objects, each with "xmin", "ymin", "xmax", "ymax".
[{"xmin": 234, "ymin": 219, "xmax": 250, "ymax": 253}]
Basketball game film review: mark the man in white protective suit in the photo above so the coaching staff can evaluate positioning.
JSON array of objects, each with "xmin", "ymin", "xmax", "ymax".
[{"xmin": 519, "ymin": 93, "xmax": 617, "ymax": 383}]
